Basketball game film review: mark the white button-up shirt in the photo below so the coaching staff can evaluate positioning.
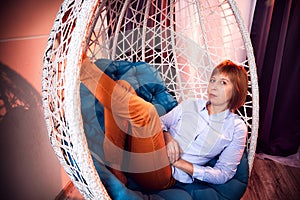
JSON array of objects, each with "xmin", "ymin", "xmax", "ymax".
[{"xmin": 160, "ymin": 99, "xmax": 247, "ymax": 184}]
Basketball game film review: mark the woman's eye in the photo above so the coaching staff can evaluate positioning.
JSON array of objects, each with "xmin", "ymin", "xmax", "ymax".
[
  {"xmin": 221, "ymin": 81, "xmax": 227, "ymax": 85},
  {"xmin": 210, "ymin": 79, "xmax": 216, "ymax": 83}
]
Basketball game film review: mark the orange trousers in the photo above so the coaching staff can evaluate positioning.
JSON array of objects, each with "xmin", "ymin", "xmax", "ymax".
[{"xmin": 80, "ymin": 58, "xmax": 175, "ymax": 191}]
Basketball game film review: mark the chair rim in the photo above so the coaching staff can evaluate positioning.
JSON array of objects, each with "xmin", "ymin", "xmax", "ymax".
[{"xmin": 42, "ymin": 0, "xmax": 259, "ymax": 199}]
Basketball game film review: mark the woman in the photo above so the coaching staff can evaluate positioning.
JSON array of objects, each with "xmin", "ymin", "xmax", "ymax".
[{"xmin": 80, "ymin": 57, "xmax": 248, "ymax": 191}]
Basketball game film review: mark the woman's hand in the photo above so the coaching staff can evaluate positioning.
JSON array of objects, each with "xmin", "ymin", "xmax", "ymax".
[{"xmin": 164, "ymin": 131, "xmax": 182, "ymax": 163}]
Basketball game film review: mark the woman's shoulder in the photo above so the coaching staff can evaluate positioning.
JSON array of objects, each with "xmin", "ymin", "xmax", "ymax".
[{"xmin": 229, "ymin": 112, "xmax": 247, "ymax": 131}]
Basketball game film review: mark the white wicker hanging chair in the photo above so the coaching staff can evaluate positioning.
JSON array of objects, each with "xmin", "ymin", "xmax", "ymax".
[{"xmin": 42, "ymin": 0, "xmax": 259, "ymax": 199}]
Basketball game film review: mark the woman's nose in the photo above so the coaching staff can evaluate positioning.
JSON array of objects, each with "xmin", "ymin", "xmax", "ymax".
[{"xmin": 211, "ymin": 82, "xmax": 217, "ymax": 89}]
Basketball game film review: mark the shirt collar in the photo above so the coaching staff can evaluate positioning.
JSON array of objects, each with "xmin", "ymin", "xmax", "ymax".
[{"xmin": 202, "ymin": 100, "xmax": 231, "ymax": 121}]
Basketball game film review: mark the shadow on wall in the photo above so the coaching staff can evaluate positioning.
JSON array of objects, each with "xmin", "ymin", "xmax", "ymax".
[{"xmin": 0, "ymin": 62, "xmax": 63, "ymax": 199}]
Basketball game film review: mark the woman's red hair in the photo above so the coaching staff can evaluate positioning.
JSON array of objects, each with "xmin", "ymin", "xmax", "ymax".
[{"xmin": 211, "ymin": 60, "xmax": 248, "ymax": 111}]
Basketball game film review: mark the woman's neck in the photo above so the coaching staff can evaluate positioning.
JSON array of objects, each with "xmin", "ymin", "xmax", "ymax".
[{"xmin": 207, "ymin": 103, "xmax": 227, "ymax": 115}]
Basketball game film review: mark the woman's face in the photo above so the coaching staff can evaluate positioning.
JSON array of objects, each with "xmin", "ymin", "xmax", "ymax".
[{"xmin": 207, "ymin": 72, "xmax": 233, "ymax": 110}]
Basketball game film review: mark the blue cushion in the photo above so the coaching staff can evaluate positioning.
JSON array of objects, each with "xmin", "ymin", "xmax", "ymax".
[{"xmin": 94, "ymin": 59, "xmax": 178, "ymax": 119}]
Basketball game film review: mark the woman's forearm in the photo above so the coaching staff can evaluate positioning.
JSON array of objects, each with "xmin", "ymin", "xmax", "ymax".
[{"xmin": 172, "ymin": 158, "xmax": 193, "ymax": 176}]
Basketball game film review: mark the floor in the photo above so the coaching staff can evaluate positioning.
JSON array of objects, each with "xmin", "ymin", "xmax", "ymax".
[
  {"xmin": 57, "ymin": 157, "xmax": 300, "ymax": 200},
  {"xmin": 241, "ymin": 157, "xmax": 300, "ymax": 200}
]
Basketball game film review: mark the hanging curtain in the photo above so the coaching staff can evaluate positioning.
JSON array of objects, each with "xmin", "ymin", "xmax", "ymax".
[{"xmin": 250, "ymin": 0, "xmax": 300, "ymax": 156}]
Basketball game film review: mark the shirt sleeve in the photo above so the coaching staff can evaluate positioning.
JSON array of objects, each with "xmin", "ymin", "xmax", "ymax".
[
  {"xmin": 160, "ymin": 104, "xmax": 182, "ymax": 137},
  {"xmin": 192, "ymin": 118, "xmax": 247, "ymax": 184}
]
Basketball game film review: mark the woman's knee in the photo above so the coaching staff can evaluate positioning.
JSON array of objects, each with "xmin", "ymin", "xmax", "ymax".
[{"xmin": 129, "ymin": 99, "xmax": 158, "ymax": 127}]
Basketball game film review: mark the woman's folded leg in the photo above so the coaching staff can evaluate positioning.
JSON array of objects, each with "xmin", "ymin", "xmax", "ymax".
[{"xmin": 80, "ymin": 57, "xmax": 175, "ymax": 191}]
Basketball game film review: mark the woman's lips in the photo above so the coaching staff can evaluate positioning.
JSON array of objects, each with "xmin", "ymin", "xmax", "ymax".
[{"xmin": 209, "ymin": 93, "xmax": 217, "ymax": 99}]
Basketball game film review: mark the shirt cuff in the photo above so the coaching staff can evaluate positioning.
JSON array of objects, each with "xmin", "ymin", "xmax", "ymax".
[{"xmin": 192, "ymin": 164, "xmax": 205, "ymax": 181}]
